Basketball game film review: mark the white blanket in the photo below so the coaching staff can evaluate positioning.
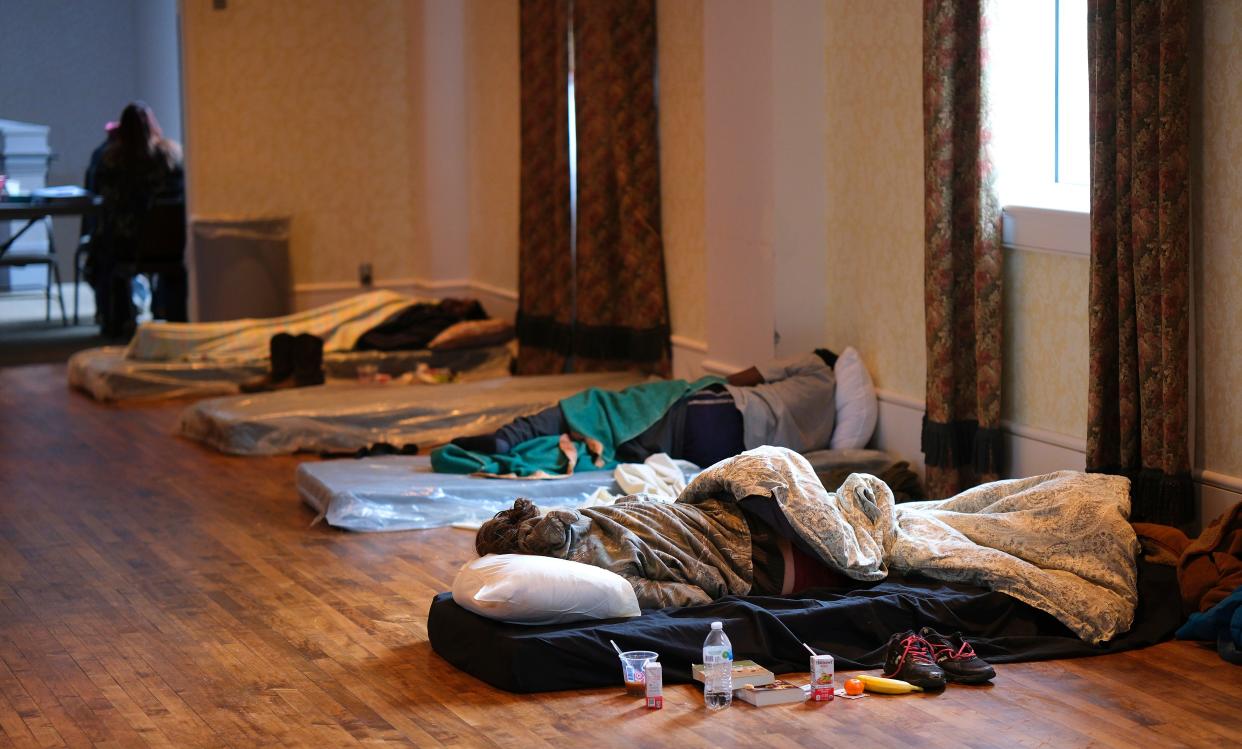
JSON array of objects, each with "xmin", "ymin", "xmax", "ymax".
[
  {"xmin": 126, "ymin": 290, "xmax": 419, "ymax": 362},
  {"xmin": 679, "ymin": 446, "xmax": 1139, "ymax": 644}
]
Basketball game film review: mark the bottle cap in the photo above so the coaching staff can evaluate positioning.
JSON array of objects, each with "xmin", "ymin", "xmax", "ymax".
[{"xmin": 711, "ymin": 621, "xmax": 722, "ymax": 630}]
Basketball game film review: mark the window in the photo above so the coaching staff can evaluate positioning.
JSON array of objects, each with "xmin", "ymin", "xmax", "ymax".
[{"xmin": 989, "ymin": 0, "xmax": 1090, "ymax": 254}]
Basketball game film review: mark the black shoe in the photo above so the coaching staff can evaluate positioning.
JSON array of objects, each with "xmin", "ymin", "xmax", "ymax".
[
  {"xmin": 919, "ymin": 628, "xmax": 995, "ymax": 684},
  {"xmin": 881, "ymin": 631, "xmax": 946, "ymax": 691},
  {"xmin": 270, "ymin": 333, "xmax": 296, "ymax": 381},
  {"xmin": 239, "ymin": 333, "xmax": 299, "ymax": 392},
  {"xmin": 292, "ymin": 333, "xmax": 325, "ymax": 387}
]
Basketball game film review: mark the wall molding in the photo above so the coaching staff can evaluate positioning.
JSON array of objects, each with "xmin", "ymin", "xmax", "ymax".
[
  {"xmin": 1197, "ymin": 472, "xmax": 1242, "ymax": 529},
  {"xmin": 1000, "ymin": 420, "xmax": 1087, "ymax": 453},
  {"xmin": 468, "ymin": 279, "xmax": 519, "ymax": 302},
  {"xmin": 875, "ymin": 388, "xmax": 1241, "ymax": 530},
  {"xmin": 701, "ymin": 358, "xmax": 745, "ymax": 376},
  {"xmin": 1194, "ymin": 468, "xmax": 1242, "ymax": 494},
  {"xmin": 670, "ymin": 334, "xmax": 707, "ymax": 354}
]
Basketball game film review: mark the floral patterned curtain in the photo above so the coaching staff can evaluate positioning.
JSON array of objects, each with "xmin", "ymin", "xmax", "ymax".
[
  {"xmin": 516, "ymin": 0, "xmax": 573, "ymax": 375},
  {"xmin": 1086, "ymin": 0, "xmax": 1191, "ymax": 525},
  {"xmin": 568, "ymin": 0, "xmax": 670, "ymax": 375},
  {"xmin": 921, "ymin": 0, "xmax": 1004, "ymax": 499},
  {"xmin": 516, "ymin": 0, "xmax": 670, "ymax": 376}
]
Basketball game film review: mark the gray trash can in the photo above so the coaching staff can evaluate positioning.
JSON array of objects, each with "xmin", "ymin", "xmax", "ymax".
[{"xmin": 191, "ymin": 216, "xmax": 291, "ymax": 321}]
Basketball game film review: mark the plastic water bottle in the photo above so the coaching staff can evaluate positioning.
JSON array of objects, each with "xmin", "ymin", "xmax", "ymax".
[{"xmin": 702, "ymin": 621, "xmax": 733, "ymax": 710}]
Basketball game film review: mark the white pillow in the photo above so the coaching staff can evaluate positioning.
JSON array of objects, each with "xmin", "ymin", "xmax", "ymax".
[
  {"xmin": 452, "ymin": 554, "xmax": 641, "ymax": 625},
  {"xmin": 830, "ymin": 347, "xmax": 878, "ymax": 449}
]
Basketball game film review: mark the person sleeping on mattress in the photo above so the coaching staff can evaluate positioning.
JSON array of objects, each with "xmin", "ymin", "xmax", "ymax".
[
  {"xmin": 432, "ymin": 349, "xmax": 839, "ymax": 476},
  {"xmin": 471, "ymin": 446, "xmax": 1142, "ymax": 646},
  {"xmin": 473, "ymin": 494, "xmax": 858, "ymax": 609}
]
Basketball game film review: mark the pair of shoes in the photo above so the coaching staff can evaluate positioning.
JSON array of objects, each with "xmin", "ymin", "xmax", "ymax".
[
  {"xmin": 881, "ymin": 628, "xmax": 995, "ymax": 689},
  {"xmin": 881, "ymin": 631, "xmax": 947, "ymax": 691},
  {"xmin": 919, "ymin": 627, "xmax": 996, "ymax": 684},
  {"xmin": 240, "ymin": 333, "xmax": 325, "ymax": 392}
]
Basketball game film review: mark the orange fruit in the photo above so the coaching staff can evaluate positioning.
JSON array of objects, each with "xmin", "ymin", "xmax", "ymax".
[{"xmin": 844, "ymin": 677, "xmax": 864, "ymax": 696}]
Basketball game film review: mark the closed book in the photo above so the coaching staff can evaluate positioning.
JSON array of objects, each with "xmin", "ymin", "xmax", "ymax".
[
  {"xmin": 734, "ymin": 680, "xmax": 809, "ymax": 707},
  {"xmin": 690, "ymin": 660, "xmax": 775, "ymax": 688}
]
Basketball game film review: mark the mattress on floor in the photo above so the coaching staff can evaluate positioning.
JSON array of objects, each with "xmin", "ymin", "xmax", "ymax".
[
  {"xmin": 179, "ymin": 370, "xmax": 649, "ymax": 456},
  {"xmin": 428, "ymin": 559, "xmax": 1180, "ymax": 693},
  {"xmin": 298, "ymin": 454, "xmax": 699, "ymax": 532},
  {"xmin": 67, "ymin": 344, "xmax": 513, "ymax": 402},
  {"xmin": 296, "ymin": 448, "xmax": 897, "ymax": 532}
]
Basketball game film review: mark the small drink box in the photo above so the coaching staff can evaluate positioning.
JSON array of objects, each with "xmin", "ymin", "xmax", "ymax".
[
  {"xmin": 644, "ymin": 662, "xmax": 663, "ymax": 709},
  {"xmin": 809, "ymin": 654, "xmax": 834, "ymax": 702}
]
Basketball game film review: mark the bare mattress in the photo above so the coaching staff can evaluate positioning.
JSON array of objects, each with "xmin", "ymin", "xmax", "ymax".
[
  {"xmin": 179, "ymin": 371, "xmax": 649, "ymax": 456},
  {"xmin": 297, "ymin": 448, "xmax": 898, "ymax": 532},
  {"xmin": 68, "ymin": 344, "xmax": 512, "ymax": 402}
]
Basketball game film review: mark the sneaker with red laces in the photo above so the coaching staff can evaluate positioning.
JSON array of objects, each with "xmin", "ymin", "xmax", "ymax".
[
  {"xmin": 919, "ymin": 627, "xmax": 996, "ymax": 684},
  {"xmin": 881, "ymin": 631, "xmax": 946, "ymax": 691}
]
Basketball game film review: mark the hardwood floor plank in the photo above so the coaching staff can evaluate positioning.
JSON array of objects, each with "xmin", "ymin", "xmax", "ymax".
[{"xmin": 1, "ymin": 364, "xmax": 1240, "ymax": 748}]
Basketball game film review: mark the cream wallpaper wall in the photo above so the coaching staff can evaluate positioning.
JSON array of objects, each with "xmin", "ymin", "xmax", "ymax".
[
  {"xmin": 1003, "ymin": 252, "xmax": 1089, "ymax": 437},
  {"xmin": 822, "ymin": 1, "xmax": 925, "ymax": 399},
  {"xmin": 657, "ymin": 0, "xmax": 708, "ymax": 344},
  {"xmin": 465, "ymin": 0, "xmax": 520, "ymax": 295},
  {"xmin": 1198, "ymin": 0, "xmax": 1242, "ymax": 479},
  {"xmin": 181, "ymin": 0, "xmax": 417, "ymax": 288},
  {"xmin": 822, "ymin": 1, "xmax": 1091, "ymax": 440}
]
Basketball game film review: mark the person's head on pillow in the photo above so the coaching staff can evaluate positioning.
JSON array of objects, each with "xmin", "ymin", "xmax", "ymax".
[{"xmin": 475, "ymin": 498, "xmax": 579, "ymax": 558}]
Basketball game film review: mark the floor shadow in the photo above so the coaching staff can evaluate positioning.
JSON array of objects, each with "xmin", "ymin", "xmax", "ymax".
[{"xmin": 0, "ymin": 319, "xmax": 108, "ymax": 367}]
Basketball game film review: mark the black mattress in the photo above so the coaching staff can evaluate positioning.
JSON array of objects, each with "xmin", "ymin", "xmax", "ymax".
[{"xmin": 427, "ymin": 560, "xmax": 1180, "ymax": 693}]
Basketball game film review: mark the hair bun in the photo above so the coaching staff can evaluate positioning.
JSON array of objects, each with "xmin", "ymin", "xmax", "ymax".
[
  {"xmin": 474, "ymin": 498, "xmax": 540, "ymax": 555},
  {"xmin": 517, "ymin": 511, "xmax": 576, "ymax": 556}
]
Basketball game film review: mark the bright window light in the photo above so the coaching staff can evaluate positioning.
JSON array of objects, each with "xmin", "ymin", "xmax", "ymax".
[
  {"xmin": 988, "ymin": 0, "xmax": 1089, "ymax": 212},
  {"xmin": 1056, "ymin": 0, "xmax": 1089, "ymax": 188}
]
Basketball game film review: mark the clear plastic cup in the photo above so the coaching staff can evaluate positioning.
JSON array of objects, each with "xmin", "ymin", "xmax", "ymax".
[{"xmin": 618, "ymin": 651, "xmax": 659, "ymax": 696}]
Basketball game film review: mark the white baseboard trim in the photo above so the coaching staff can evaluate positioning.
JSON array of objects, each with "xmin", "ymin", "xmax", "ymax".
[
  {"xmin": 874, "ymin": 388, "xmax": 1242, "ymax": 529},
  {"xmin": 875, "ymin": 387, "xmax": 1091, "ymax": 477},
  {"xmin": 670, "ymin": 334, "xmax": 707, "ymax": 353},
  {"xmin": 1195, "ymin": 469, "xmax": 1242, "ymax": 528},
  {"xmin": 873, "ymin": 389, "xmax": 926, "ymax": 475},
  {"xmin": 1195, "ymin": 468, "xmax": 1242, "ymax": 493},
  {"xmin": 292, "ymin": 278, "xmax": 517, "ymax": 321},
  {"xmin": 468, "ymin": 279, "xmax": 519, "ymax": 302},
  {"xmin": 670, "ymin": 335, "xmax": 708, "ymax": 380}
]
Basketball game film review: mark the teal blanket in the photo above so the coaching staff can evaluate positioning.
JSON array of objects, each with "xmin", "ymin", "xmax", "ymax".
[{"xmin": 430, "ymin": 376, "xmax": 724, "ymax": 476}]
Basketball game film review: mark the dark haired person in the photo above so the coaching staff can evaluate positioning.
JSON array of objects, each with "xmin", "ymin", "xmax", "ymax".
[
  {"xmin": 89, "ymin": 101, "xmax": 184, "ymax": 338},
  {"xmin": 435, "ymin": 349, "xmax": 839, "ymax": 475},
  {"xmin": 473, "ymin": 447, "xmax": 874, "ymax": 609}
]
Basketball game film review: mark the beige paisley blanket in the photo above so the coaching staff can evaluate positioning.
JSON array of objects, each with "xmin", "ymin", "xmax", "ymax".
[{"xmin": 679, "ymin": 446, "xmax": 1139, "ymax": 644}]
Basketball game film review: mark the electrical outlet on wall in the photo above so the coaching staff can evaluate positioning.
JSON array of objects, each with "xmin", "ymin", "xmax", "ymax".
[{"xmin": 359, "ymin": 263, "xmax": 373, "ymax": 288}]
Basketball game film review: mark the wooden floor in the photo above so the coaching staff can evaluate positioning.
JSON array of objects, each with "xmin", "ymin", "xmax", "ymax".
[{"xmin": 1, "ymin": 363, "xmax": 1239, "ymax": 748}]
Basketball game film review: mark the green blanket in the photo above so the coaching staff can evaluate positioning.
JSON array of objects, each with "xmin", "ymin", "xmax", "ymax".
[{"xmin": 430, "ymin": 376, "xmax": 724, "ymax": 476}]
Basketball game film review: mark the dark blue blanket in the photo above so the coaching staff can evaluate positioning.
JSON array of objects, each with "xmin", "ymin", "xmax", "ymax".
[{"xmin": 428, "ymin": 560, "xmax": 1180, "ymax": 693}]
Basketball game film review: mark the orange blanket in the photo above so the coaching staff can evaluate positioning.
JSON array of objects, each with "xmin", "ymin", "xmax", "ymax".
[{"xmin": 1177, "ymin": 501, "xmax": 1242, "ymax": 614}]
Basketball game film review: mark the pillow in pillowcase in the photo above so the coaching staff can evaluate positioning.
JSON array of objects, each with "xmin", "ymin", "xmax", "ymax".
[
  {"xmin": 427, "ymin": 318, "xmax": 516, "ymax": 351},
  {"xmin": 830, "ymin": 346, "xmax": 878, "ymax": 449},
  {"xmin": 452, "ymin": 553, "xmax": 641, "ymax": 625}
]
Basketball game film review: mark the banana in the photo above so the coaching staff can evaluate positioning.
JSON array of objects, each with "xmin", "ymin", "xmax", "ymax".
[{"xmin": 854, "ymin": 673, "xmax": 923, "ymax": 694}]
